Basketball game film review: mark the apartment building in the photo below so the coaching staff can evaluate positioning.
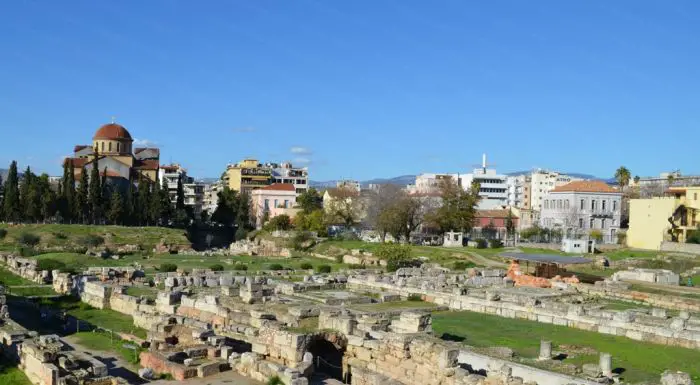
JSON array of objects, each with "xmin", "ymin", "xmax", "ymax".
[
  {"xmin": 223, "ymin": 159, "xmax": 272, "ymax": 194},
  {"xmin": 408, "ymin": 173, "xmax": 460, "ymax": 194},
  {"xmin": 251, "ymin": 183, "xmax": 300, "ymax": 228},
  {"xmin": 158, "ymin": 164, "xmax": 205, "ymax": 215},
  {"xmin": 506, "ymin": 175, "xmax": 531, "ymax": 209},
  {"xmin": 539, "ymin": 181, "xmax": 622, "ymax": 243},
  {"xmin": 529, "ymin": 169, "xmax": 582, "ymax": 211},
  {"xmin": 202, "ymin": 180, "xmax": 223, "ymax": 215},
  {"xmin": 336, "ymin": 180, "xmax": 361, "ymax": 192},
  {"xmin": 271, "ymin": 162, "xmax": 308, "ymax": 194}
]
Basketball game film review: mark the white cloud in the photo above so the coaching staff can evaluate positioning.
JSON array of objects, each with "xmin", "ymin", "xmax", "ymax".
[
  {"xmin": 233, "ymin": 126, "xmax": 256, "ymax": 133},
  {"xmin": 293, "ymin": 157, "xmax": 312, "ymax": 165},
  {"xmin": 290, "ymin": 146, "xmax": 312, "ymax": 155},
  {"xmin": 133, "ymin": 138, "xmax": 158, "ymax": 147}
]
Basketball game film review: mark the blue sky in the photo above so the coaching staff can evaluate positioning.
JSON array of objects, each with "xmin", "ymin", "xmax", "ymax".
[{"xmin": 1, "ymin": 1, "xmax": 699, "ymax": 181}]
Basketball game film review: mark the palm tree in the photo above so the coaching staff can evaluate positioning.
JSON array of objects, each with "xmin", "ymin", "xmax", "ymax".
[
  {"xmin": 633, "ymin": 175, "xmax": 640, "ymax": 185},
  {"xmin": 614, "ymin": 166, "xmax": 631, "ymax": 190}
]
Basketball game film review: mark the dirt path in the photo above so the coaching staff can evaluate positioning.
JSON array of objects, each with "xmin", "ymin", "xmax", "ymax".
[
  {"xmin": 62, "ymin": 334, "xmax": 146, "ymax": 384},
  {"xmin": 627, "ymin": 279, "xmax": 700, "ymax": 296},
  {"xmin": 465, "ymin": 251, "xmax": 508, "ymax": 268}
]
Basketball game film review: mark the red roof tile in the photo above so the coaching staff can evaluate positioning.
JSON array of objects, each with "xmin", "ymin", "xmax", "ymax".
[
  {"xmin": 550, "ymin": 180, "xmax": 618, "ymax": 193},
  {"xmin": 93, "ymin": 123, "xmax": 132, "ymax": 141},
  {"xmin": 476, "ymin": 209, "xmax": 518, "ymax": 219},
  {"xmin": 133, "ymin": 159, "xmax": 159, "ymax": 170},
  {"xmin": 261, "ymin": 183, "xmax": 295, "ymax": 192}
]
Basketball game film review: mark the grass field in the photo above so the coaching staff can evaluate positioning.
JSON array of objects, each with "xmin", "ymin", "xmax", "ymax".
[
  {"xmin": 432, "ymin": 311, "xmax": 700, "ymax": 384},
  {"xmin": 0, "ymin": 267, "xmax": 36, "ymax": 286},
  {"xmin": 7, "ymin": 286, "xmax": 58, "ymax": 297},
  {"xmin": 0, "ymin": 358, "xmax": 31, "ymax": 385},
  {"xmin": 72, "ymin": 331, "xmax": 144, "ymax": 366},
  {"xmin": 125, "ymin": 286, "xmax": 157, "ymax": 300},
  {"xmin": 39, "ymin": 296, "xmax": 147, "ymax": 338},
  {"xmin": 0, "ymin": 223, "xmax": 189, "ymax": 250}
]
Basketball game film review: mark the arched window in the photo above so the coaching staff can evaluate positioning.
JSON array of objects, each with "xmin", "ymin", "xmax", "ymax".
[
  {"xmin": 101, "ymin": 142, "xmax": 104, "ymax": 152},
  {"xmin": 108, "ymin": 142, "xmax": 112, "ymax": 152},
  {"xmin": 117, "ymin": 143, "xmax": 121, "ymax": 152}
]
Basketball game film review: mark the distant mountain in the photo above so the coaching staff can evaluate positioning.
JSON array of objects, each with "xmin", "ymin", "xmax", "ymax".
[
  {"xmin": 311, "ymin": 171, "xmax": 614, "ymax": 189},
  {"xmin": 0, "ymin": 168, "xmax": 7, "ymax": 182}
]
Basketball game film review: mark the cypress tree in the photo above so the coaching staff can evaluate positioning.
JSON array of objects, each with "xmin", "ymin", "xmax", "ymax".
[
  {"xmin": 2, "ymin": 161, "xmax": 21, "ymax": 222},
  {"xmin": 39, "ymin": 173, "xmax": 55, "ymax": 222},
  {"xmin": 19, "ymin": 166, "xmax": 33, "ymax": 221},
  {"xmin": 124, "ymin": 179, "xmax": 135, "ymax": 226},
  {"xmin": 107, "ymin": 189, "xmax": 124, "ymax": 225},
  {"xmin": 149, "ymin": 177, "xmax": 163, "ymax": 225},
  {"xmin": 176, "ymin": 174, "xmax": 185, "ymax": 210},
  {"xmin": 137, "ymin": 176, "xmax": 151, "ymax": 225},
  {"xmin": 88, "ymin": 151, "xmax": 101, "ymax": 223},
  {"xmin": 25, "ymin": 173, "xmax": 41, "ymax": 222},
  {"xmin": 159, "ymin": 177, "xmax": 172, "ymax": 225},
  {"xmin": 76, "ymin": 167, "xmax": 89, "ymax": 223}
]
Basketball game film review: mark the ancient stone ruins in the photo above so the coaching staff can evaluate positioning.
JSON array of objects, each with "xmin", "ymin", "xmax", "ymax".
[{"xmin": 0, "ymin": 250, "xmax": 698, "ymax": 385}]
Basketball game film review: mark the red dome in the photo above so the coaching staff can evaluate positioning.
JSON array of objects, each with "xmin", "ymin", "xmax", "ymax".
[{"xmin": 93, "ymin": 123, "xmax": 133, "ymax": 141}]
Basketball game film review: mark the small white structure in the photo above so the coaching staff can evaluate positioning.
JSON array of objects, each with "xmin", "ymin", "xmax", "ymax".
[
  {"xmin": 561, "ymin": 238, "xmax": 596, "ymax": 253},
  {"xmin": 443, "ymin": 231, "xmax": 463, "ymax": 247}
]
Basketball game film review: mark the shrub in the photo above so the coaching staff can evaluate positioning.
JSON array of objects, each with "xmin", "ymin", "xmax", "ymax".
[
  {"xmin": 686, "ymin": 229, "xmax": 700, "ymax": 244},
  {"xmin": 0, "ymin": 229, "xmax": 7, "ymax": 239},
  {"xmin": 348, "ymin": 264, "xmax": 365, "ymax": 269},
  {"xmin": 334, "ymin": 254, "xmax": 344, "ymax": 264},
  {"xmin": 52, "ymin": 232, "xmax": 67, "ymax": 240},
  {"xmin": 616, "ymin": 231, "xmax": 628, "ymax": 245},
  {"xmin": 159, "ymin": 263, "xmax": 178, "ymax": 273},
  {"xmin": 300, "ymin": 262, "xmax": 313, "ymax": 270},
  {"xmin": 336, "ymin": 230, "xmax": 358, "ymax": 241},
  {"xmin": 79, "ymin": 234, "xmax": 105, "ymax": 248},
  {"xmin": 232, "ymin": 263, "xmax": 248, "ymax": 271},
  {"xmin": 18, "ymin": 246, "xmax": 36, "ymax": 257},
  {"xmin": 489, "ymin": 239, "xmax": 503, "ymax": 248},
  {"xmin": 589, "ymin": 230, "xmax": 603, "ymax": 242},
  {"xmin": 235, "ymin": 227, "xmax": 249, "ymax": 241},
  {"xmin": 267, "ymin": 376, "xmax": 284, "ymax": 385},
  {"xmin": 292, "ymin": 231, "xmax": 314, "ymax": 251},
  {"xmin": 474, "ymin": 239, "xmax": 488, "ymax": 249},
  {"xmin": 268, "ymin": 263, "xmax": 285, "ymax": 271},
  {"xmin": 408, "ymin": 293, "xmax": 423, "ymax": 302},
  {"xmin": 17, "ymin": 232, "xmax": 40, "ymax": 247},
  {"xmin": 37, "ymin": 258, "xmax": 67, "ymax": 272},
  {"xmin": 452, "ymin": 261, "xmax": 476, "ymax": 270},
  {"xmin": 316, "ymin": 265, "xmax": 331, "ymax": 274},
  {"xmin": 263, "ymin": 214, "xmax": 292, "ymax": 231},
  {"xmin": 376, "ymin": 243, "xmax": 412, "ymax": 272},
  {"xmin": 210, "ymin": 264, "xmax": 224, "ymax": 272}
]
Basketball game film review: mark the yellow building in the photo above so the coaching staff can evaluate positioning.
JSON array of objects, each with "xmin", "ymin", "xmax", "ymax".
[
  {"xmin": 223, "ymin": 159, "xmax": 271, "ymax": 194},
  {"xmin": 627, "ymin": 187, "xmax": 700, "ymax": 250}
]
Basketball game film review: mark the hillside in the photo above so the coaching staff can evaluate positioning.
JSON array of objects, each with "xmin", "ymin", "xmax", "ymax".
[{"xmin": 0, "ymin": 224, "xmax": 190, "ymax": 252}]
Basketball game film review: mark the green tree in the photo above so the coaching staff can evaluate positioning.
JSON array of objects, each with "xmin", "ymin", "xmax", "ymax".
[
  {"xmin": 296, "ymin": 188, "xmax": 323, "ymax": 213},
  {"xmin": 38, "ymin": 173, "xmax": 56, "ymax": 222},
  {"xmin": 58, "ymin": 159, "xmax": 75, "ymax": 222},
  {"xmin": 176, "ymin": 174, "xmax": 185, "ymax": 210},
  {"xmin": 505, "ymin": 209, "xmax": 515, "ymax": 243},
  {"xmin": 212, "ymin": 187, "xmax": 238, "ymax": 226},
  {"xmin": 19, "ymin": 166, "xmax": 34, "ymax": 221},
  {"xmin": 107, "ymin": 189, "xmax": 124, "ymax": 225},
  {"xmin": 294, "ymin": 209, "xmax": 327, "ymax": 235},
  {"xmin": 429, "ymin": 178, "xmax": 481, "ymax": 234},
  {"xmin": 88, "ymin": 151, "xmax": 102, "ymax": 223},
  {"xmin": 325, "ymin": 186, "xmax": 362, "ymax": 227},
  {"xmin": 149, "ymin": 177, "xmax": 163, "ymax": 225},
  {"xmin": 137, "ymin": 176, "xmax": 151, "ymax": 225},
  {"xmin": 235, "ymin": 191, "xmax": 252, "ymax": 238},
  {"xmin": 158, "ymin": 177, "xmax": 173, "ymax": 225},
  {"xmin": 634, "ymin": 175, "xmax": 640, "ymax": 185},
  {"xmin": 375, "ymin": 243, "xmax": 412, "ymax": 272},
  {"xmin": 2, "ymin": 161, "xmax": 21, "ymax": 222},
  {"xmin": 124, "ymin": 179, "xmax": 136, "ymax": 226},
  {"xmin": 76, "ymin": 167, "xmax": 89, "ymax": 223},
  {"xmin": 614, "ymin": 166, "xmax": 631, "ymax": 190},
  {"xmin": 263, "ymin": 214, "xmax": 292, "ymax": 231}
]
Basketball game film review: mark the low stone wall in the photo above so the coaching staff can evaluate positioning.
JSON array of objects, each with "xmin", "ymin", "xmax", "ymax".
[
  {"xmin": 347, "ymin": 278, "xmax": 700, "ymax": 350},
  {"xmin": 140, "ymin": 351, "xmax": 196, "ymax": 380},
  {"xmin": 661, "ymin": 241, "xmax": 700, "ymax": 254},
  {"xmin": 579, "ymin": 282, "xmax": 700, "ymax": 312},
  {"xmin": 81, "ymin": 281, "xmax": 112, "ymax": 309},
  {"xmin": 612, "ymin": 268, "xmax": 680, "ymax": 285}
]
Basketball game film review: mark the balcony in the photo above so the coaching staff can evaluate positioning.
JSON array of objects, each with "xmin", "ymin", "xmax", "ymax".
[{"xmin": 241, "ymin": 168, "xmax": 271, "ymax": 176}]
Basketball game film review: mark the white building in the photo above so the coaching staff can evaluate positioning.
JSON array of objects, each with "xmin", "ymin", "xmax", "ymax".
[
  {"xmin": 539, "ymin": 180, "xmax": 622, "ymax": 244},
  {"xmin": 336, "ymin": 179, "xmax": 361, "ymax": 192},
  {"xmin": 506, "ymin": 175, "xmax": 530, "ymax": 208},
  {"xmin": 529, "ymin": 169, "xmax": 582, "ymax": 211},
  {"xmin": 270, "ymin": 162, "xmax": 309, "ymax": 194},
  {"xmin": 203, "ymin": 180, "xmax": 223, "ymax": 215},
  {"xmin": 408, "ymin": 154, "xmax": 507, "ymax": 210},
  {"xmin": 158, "ymin": 164, "xmax": 205, "ymax": 215}
]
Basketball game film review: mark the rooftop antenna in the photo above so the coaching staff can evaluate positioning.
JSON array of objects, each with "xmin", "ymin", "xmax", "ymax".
[{"xmin": 470, "ymin": 153, "xmax": 496, "ymax": 171}]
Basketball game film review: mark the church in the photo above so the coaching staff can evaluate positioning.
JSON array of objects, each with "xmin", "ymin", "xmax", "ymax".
[{"xmin": 64, "ymin": 122, "xmax": 160, "ymax": 185}]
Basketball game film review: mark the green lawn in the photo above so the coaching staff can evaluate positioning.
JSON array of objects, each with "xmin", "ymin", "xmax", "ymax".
[
  {"xmin": 0, "ymin": 223, "xmax": 189, "ymax": 250},
  {"xmin": 0, "ymin": 358, "xmax": 31, "ymax": 385},
  {"xmin": 432, "ymin": 311, "xmax": 700, "ymax": 384},
  {"xmin": 7, "ymin": 286, "xmax": 57, "ymax": 297},
  {"xmin": 40, "ymin": 296, "xmax": 147, "ymax": 338},
  {"xmin": 603, "ymin": 249, "xmax": 660, "ymax": 261},
  {"xmin": 72, "ymin": 331, "xmax": 144, "ymax": 366},
  {"xmin": 0, "ymin": 267, "xmax": 36, "ymax": 286},
  {"xmin": 287, "ymin": 317, "xmax": 320, "ymax": 334},
  {"xmin": 629, "ymin": 284, "xmax": 700, "ymax": 300},
  {"xmin": 125, "ymin": 286, "xmax": 157, "ymax": 300}
]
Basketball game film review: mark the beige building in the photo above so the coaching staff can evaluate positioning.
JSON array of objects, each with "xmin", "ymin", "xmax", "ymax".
[
  {"xmin": 251, "ymin": 183, "xmax": 300, "ymax": 228},
  {"xmin": 627, "ymin": 186, "xmax": 700, "ymax": 250},
  {"xmin": 66, "ymin": 122, "xmax": 159, "ymax": 184},
  {"xmin": 223, "ymin": 159, "xmax": 271, "ymax": 194}
]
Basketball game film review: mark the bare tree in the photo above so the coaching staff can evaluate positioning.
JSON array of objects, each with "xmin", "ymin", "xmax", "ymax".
[
  {"xmin": 639, "ymin": 182, "xmax": 665, "ymax": 198},
  {"xmin": 563, "ymin": 206, "xmax": 584, "ymax": 239},
  {"xmin": 364, "ymin": 184, "xmax": 404, "ymax": 241},
  {"xmin": 325, "ymin": 186, "xmax": 364, "ymax": 227}
]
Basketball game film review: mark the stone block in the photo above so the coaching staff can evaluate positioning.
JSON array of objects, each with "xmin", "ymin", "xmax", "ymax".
[{"xmin": 661, "ymin": 370, "xmax": 693, "ymax": 385}]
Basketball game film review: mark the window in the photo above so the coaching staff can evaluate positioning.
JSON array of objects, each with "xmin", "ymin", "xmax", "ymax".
[
  {"xmin": 284, "ymin": 200, "xmax": 289, "ymax": 208},
  {"xmin": 601, "ymin": 218, "xmax": 606, "ymax": 229},
  {"xmin": 117, "ymin": 143, "xmax": 120, "ymax": 152},
  {"xmin": 108, "ymin": 142, "xmax": 112, "ymax": 152},
  {"xmin": 612, "ymin": 219, "xmax": 617, "ymax": 226},
  {"xmin": 579, "ymin": 218, "xmax": 584, "ymax": 228},
  {"xmin": 580, "ymin": 199, "xmax": 585, "ymax": 210},
  {"xmin": 695, "ymin": 193, "xmax": 698, "ymax": 200},
  {"xmin": 274, "ymin": 199, "xmax": 278, "ymax": 208},
  {"xmin": 564, "ymin": 200, "xmax": 569, "ymax": 209},
  {"xmin": 544, "ymin": 200, "xmax": 549, "ymax": 209},
  {"xmin": 557, "ymin": 200, "xmax": 562, "ymax": 209},
  {"xmin": 602, "ymin": 200, "xmax": 606, "ymax": 211},
  {"xmin": 264, "ymin": 199, "xmax": 269, "ymax": 209},
  {"xmin": 613, "ymin": 200, "xmax": 617, "ymax": 211},
  {"xmin": 590, "ymin": 218, "xmax": 595, "ymax": 229},
  {"xmin": 591, "ymin": 200, "xmax": 596, "ymax": 210},
  {"xmin": 101, "ymin": 142, "xmax": 104, "ymax": 152}
]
